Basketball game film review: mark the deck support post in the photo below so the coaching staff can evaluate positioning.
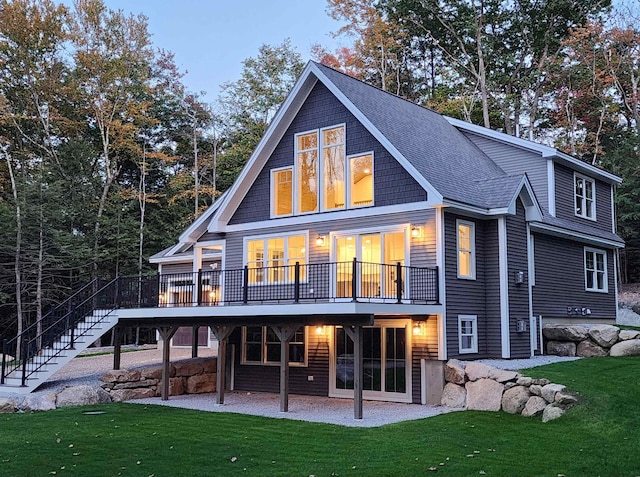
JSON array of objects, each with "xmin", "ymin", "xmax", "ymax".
[
  {"xmin": 272, "ymin": 325, "xmax": 298, "ymax": 412},
  {"xmin": 158, "ymin": 326, "xmax": 178, "ymax": 401},
  {"xmin": 113, "ymin": 327, "xmax": 123, "ymax": 370},
  {"xmin": 344, "ymin": 325, "xmax": 364, "ymax": 420},
  {"xmin": 191, "ymin": 326, "xmax": 199, "ymax": 358},
  {"xmin": 211, "ymin": 325, "xmax": 235, "ymax": 405}
]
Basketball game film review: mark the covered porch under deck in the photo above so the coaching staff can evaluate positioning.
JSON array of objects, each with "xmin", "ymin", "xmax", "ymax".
[{"xmin": 115, "ymin": 301, "xmax": 442, "ymax": 419}]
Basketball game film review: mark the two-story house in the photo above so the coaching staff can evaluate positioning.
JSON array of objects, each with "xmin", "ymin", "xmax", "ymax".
[{"xmin": 147, "ymin": 62, "xmax": 623, "ymax": 409}]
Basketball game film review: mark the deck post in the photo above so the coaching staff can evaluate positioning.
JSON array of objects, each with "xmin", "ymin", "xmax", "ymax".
[
  {"xmin": 293, "ymin": 262, "xmax": 300, "ymax": 303},
  {"xmin": 242, "ymin": 266, "xmax": 249, "ymax": 304},
  {"xmin": 113, "ymin": 327, "xmax": 123, "ymax": 370},
  {"xmin": 158, "ymin": 327, "xmax": 178, "ymax": 401},
  {"xmin": 351, "ymin": 258, "xmax": 358, "ymax": 302},
  {"xmin": 211, "ymin": 325, "xmax": 235, "ymax": 405},
  {"xmin": 396, "ymin": 262, "xmax": 403, "ymax": 304},
  {"xmin": 272, "ymin": 325, "xmax": 298, "ymax": 412},
  {"xmin": 191, "ymin": 326, "xmax": 199, "ymax": 358},
  {"xmin": 344, "ymin": 325, "xmax": 363, "ymax": 420}
]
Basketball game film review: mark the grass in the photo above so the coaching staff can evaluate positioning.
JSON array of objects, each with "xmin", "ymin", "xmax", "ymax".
[{"xmin": 1, "ymin": 357, "xmax": 639, "ymax": 477}]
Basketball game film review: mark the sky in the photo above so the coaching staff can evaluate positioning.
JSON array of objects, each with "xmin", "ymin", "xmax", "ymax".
[{"xmin": 103, "ymin": 0, "xmax": 346, "ymax": 101}]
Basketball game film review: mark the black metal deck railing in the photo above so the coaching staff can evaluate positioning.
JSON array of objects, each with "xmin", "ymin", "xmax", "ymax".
[{"xmin": 117, "ymin": 259, "xmax": 439, "ymax": 308}]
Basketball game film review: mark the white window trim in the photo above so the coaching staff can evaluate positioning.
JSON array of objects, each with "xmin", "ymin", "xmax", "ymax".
[
  {"xmin": 584, "ymin": 247, "xmax": 608, "ymax": 293},
  {"xmin": 243, "ymin": 231, "xmax": 309, "ymax": 286},
  {"xmin": 241, "ymin": 326, "xmax": 308, "ymax": 367},
  {"xmin": 574, "ymin": 172, "xmax": 596, "ymax": 221},
  {"xmin": 294, "ymin": 128, "xmax": 320, "ymax": 216},
  {"xmin": 458, "ymin": 315, "xmax": 478, "ymax": 354},
  {"xmin": 347, "ymin": 151, "xmax": 375, "ymax": 209},
  {"xmin": 270, "ymin": 166, "xmax": 294, "ymax": 219},
  {"xmin": 456, "ymin": 219, "xmax": 476, "ymax": 280},
  {"xmin": 320, "ymin": 123, "xmax": 347, "ymax": 212}
]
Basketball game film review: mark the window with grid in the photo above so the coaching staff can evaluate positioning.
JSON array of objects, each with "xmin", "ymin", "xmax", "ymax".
[
  {"xmin": 575, "ymin": 174, "xmax": 595, "ymax": 220},
  {"xmin": 458, "ymin": 315, "xmax": 478, "ymax": 354},
  {"xmin": 241, "ymin": 326, "xmax": 306, "ymax": 365},
  {"xmin": 585, "ymin": 248, "xmax": 607, "ymax": 292},
  {"xmin": 246, "ymin": 234, "xmax": 306, "ymax": 284},
  {"xmin": 457, "ymin": 220, "xmax": 476, "ymax": 279}
]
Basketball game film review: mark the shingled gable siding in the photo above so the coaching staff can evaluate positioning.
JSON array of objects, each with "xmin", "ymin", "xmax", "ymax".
[
  {"xmin": 554, "ymin": 163, "xmax": 613, "ymax": 232},
  {"xmin": 461, "ymin": 131, "xmax": 549, "ymax": 212},
  {"xmin": 161, "ymin": 263, "xmax": 195, "ymax": 274},
  {"xmin": 531, "ymin": 233, "xmax": 616, "ymax": 320},
  {"xmin": 507, "ymin": 199, "xmax": 532, "ymax": 358},
  {"xmin": 229, "ymin": 82, "xmax": 426, "ymax": 225},
  {"xmin": 444, "ymin": 212, "xmax": 499, "ymax": 360},
  {"xmin": 229, "ymin": 327, "xmax": 331, "ymax": 397}
]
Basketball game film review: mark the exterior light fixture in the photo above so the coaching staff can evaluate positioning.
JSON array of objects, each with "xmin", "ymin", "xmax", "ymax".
[
  {"xmin": 315, "ymin": 235, "xmax": 326, "ymax": 246},
  {"xmin": 411, "ymin": 225, "xmax": 421, "ymax": 238},
  {"xmin": 315, "ymin": 325, "xmax": 326, "ymax": 335},
  {"xmin": 412, "ymin": 321, "xmax": 425, "ymax": 336}
]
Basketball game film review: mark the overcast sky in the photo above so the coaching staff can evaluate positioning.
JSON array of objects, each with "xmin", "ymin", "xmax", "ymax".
[{"xmin": 104, "ymin": 0, "xmax": 346, "ymax": 101}]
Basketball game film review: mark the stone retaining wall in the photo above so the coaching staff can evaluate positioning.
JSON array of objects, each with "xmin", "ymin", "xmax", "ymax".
[
  {"xmin": 440, "ymin": 360, "xmax": 577, "ymax": 422},
  {"xmin": 100, "ymin": 357, "xmax": 217, "ymax": 401},
  {"xmin": 544, "ymin": 324, "xmax": 640, "ymax": 357}
]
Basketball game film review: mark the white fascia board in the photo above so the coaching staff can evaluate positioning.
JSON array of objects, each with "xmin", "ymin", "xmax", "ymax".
[
  {"xmin": 311, "ymin": 64, "xmax": 443, "ymax": 204},
  {"xmin": 547, "ymin": 159, "xmax": 556, "ymax": 217},
  {"xmin": 498, "ymin": 217, "xmax": 511, "ymax": 358},
  {"xmin": 506, "ymin": 176, "xmax": 543, "ymax": 221},
  {"xmin": 446, "ymin": 116, "xmax": 622, "ymax": 184},
  {"xmin": 529, "ymin": 222, "xmax": 624, "ymax": 249},
  {"xmin": 149, "ymin": 255, "xmax": 193, "ymax": 265},
  {"xmin": 213, "ymin": 64, "xmax": 319, "ymax": 229}
]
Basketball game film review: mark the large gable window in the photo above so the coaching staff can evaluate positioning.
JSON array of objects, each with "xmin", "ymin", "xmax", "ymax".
[
  {"xmin": 585, "ymin": 247, "xmax": 607, "ymax": 292},
  {"xmin": 272, "ymin": 167, "xmax": 293, "ymax": 217},
  {"xmin": 349, "ymin": 153, "xmax": 373, "ymax": 207},
  {"xmin": 323, "ymin": 126, "xmax": 346, "ymax": 210},
  {"xmin": 575, "ymin": 173, "xmax": 595, "ymax": 220},
  {"xmin": 296, "ymin": 131, "xmax": 319, "ymax": 214}
]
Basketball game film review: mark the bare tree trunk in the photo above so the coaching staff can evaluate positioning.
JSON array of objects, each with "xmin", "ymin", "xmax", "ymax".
[
  {"xmin": 36, "ymin": 165, "xmax": 44, "ymax": 348},
  {"xmin": 193, "ymin": 116, "xmax": 199, "ymax": 215},
  {"xmin": 5, "ymin": 153, "xmax": 23, "ymax": 355}
]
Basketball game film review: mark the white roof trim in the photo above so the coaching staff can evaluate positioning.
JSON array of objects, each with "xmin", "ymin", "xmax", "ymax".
[
  {"xmin": 530, "ymin": 222, "xmax": 624, "ymax": 248},
  {"xmin": 446, "ymin": 116, "xmax": 622, "ymax": 184},
  {"xmin": 178, "ymin": 191, "xmax": 228, "ymax": 244}
]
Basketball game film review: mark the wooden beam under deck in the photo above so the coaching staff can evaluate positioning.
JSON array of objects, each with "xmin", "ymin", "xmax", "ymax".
[{"xmin": 157, "ymin": 326, "xmax": 178, "ymax": 401}]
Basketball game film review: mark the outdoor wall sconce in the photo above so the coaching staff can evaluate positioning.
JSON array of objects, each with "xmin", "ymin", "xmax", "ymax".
[
  {"xmin": 315, "ymin": 325, "xmax": 327, "ymax": 335},
  {"xmin": 412, "ymin": 321, "xmax": 425, "ymax": 336},
  {"xmin": 315, "ymin": 235, "xmax": 326, "ymax": 247},
  {"xmin": 411, "ymin": 225, "xmax": 422, "ymax": 238},
  {"xmin": 514, "ymin": 270, "xmax": 525, "ymax": 285}
]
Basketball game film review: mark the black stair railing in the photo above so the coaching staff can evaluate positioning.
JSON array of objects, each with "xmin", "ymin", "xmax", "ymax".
[{"xmin": 1, "ymin": 277, "xmax": 122, "ymax": 386}]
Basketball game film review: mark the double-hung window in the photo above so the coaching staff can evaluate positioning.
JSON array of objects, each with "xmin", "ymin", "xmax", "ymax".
[
  {"xmin": 457, "ymin": 220, "xmax": 476, "ymax": 279},
  {"xmin": 585, "ymin": 248, "xmax": 607, "ymax": 292},
  {"xmin": 296, "ymin": 131, "xmax": 319, "ymax": 214},
  {"xmin": 575, "ymin": 173, "xmax": 596, "ymax": 220},
  {"xmin": 272, "ymin": 167, "xmax": 293, "ymax": 217},
  {"xmin": 458, "ymin": 315, "xmax": 478, "ymax": 354},
  {"xmin": 242, "ymin": 326, "xmax": 306, "ymax": 366},
  {"xmin": 323, "ymin": 126, "xmax": 346, "ymax": 210},
  {"xmin": 246, "ymin": 234, "xmax": 307, "ymax": 284}
]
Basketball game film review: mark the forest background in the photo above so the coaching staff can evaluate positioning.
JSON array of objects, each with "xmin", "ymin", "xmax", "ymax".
[{"xmin": 1, "ymin": 0, "xmax": 639, "ymax": 343}]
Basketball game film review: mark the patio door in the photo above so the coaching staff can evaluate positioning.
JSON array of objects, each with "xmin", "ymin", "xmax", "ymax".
[
  {"xmin": 330, "ymin": 321, "xmax": 411, "ymax": 402},
  {"xmin": 333, "ymin": 231, "xmax": 406, "ymax": 300}
]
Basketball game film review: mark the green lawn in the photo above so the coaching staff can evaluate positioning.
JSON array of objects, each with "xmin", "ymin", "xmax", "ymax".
[{"xmin": 1, "ymin": 357, "xmax": 639, "ymax": 477}]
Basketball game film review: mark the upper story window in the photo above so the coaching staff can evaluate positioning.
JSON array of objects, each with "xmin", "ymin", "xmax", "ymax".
[
  {"xmin": 585, "ymin": 247, "xmax": 607, "ymax": 293},
  {"xmin": 575, "ymin": 173, "xmax": 596, "ymax": 220},
  {"xmin": 272, "ymin": 167, "xmax": 293, "ymax": 217},
  {"xmin": 457, "ymin": 219, "xmax": 476, "ymax": 279},
  {"xmin": 349, "ymin": 153, "xmax": 373, "ymax": 207},
  {"xmin": 296, "ymin": 131, "xmax": 319, "ymax": 214},
  {"xmin": 246, "ymin": 233, "xmax": 307, "ymax": 284},
  {"xmin": 323, "ymin": 126, "xmax": 345, "ymax": 210}
]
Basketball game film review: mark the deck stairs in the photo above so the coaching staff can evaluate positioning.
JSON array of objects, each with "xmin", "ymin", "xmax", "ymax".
[{"xmin": 1, "ymin": 278, "xmax": 122, "ymax": 394}]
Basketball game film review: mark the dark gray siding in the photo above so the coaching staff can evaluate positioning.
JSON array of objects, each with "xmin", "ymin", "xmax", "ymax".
[
  {"xmin": 229, "ymin": 82, "xmax": 426, "ymax": 225},
  {"xmin": 531, "ymin": 233, "xmax": 617, "ymax": 320},
  {"xmin": 554, "ymin": 163, "xmax": 613, "ymax": 232},
  {"xmin": 484, "ymin": 221, "xmax": 501, "ymax": 357},
  {"xmin": 506, "ymin": 199, "xmax": 531, "ymax": 358},
  {"xmin": 161, "ymin": 263, "xmax": 193, "ymax": 274},
  {"xmin": 411, "ymin": 315, "xmax": 439, "ymax": 404},
  {"xmin": 462, "ymin": 132, "xmax": 548, "ymax": 211}
]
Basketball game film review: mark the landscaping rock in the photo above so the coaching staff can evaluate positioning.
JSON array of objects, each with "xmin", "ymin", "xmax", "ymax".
[
  {"xmin": 516, "ymin": 376, "xmax": 533, "ymax": 387},
  {"xmin": 141, "ymin": 364, "xmax": 175, "ymax": 380},
  {"xmin": 444, "ymin": 359, "xmax": 465, "ymax": 385},
  {"xmin": 441, "ymin": 383, "xmax": 466, "ymax": 408},
  {"xmin": 113, "ymin": 379, "xmax": 158, "ymax": 390},
  {"xmin": 110, "ymin": 388, "xmax": 155, "ymax": 402},
  {"xmin": 618, "ymin": 329, "xmax": 640, "ymax": 341},
  {"xmin": 547, "ymin": 341, "xmax": 576, "ymax": 356},
  {"xmin": 588, "ymin": 325, "xmax": 619, "ymax": 348},
  {"xmin": 529, "ymin": 384, "xmax": 542, "ymax": 396},
  {"xmin": 174, "ymin": 360, "xmax": 204, "ymax": 377},
  {"xmin": 504, "ymin": 382, "xmax": 517, "ymax": 390},
  {"xmin": 466, "ymin": 379, "xmax": 504, "ymax": 411},
  {"xmin": 100, "ymin": 369, "xmax": 141, "ymax": 384},
  {"xmin": 169, "ymin": 377, "xmax": 185, "ymax": 396},
  {"xmin": 555, "ymin": 391, "xmax": 579, "ymax": 407},
  {"xmin": 0, "ymin": 398, "xmax": 17, "ymax": 413},
  {"xmin": 501, "ymin": 386, "xmax": 531, "ymax": 414},
  {"xmin": 543, "ymin": 324, "xmax": 588, "ymax": 342},
  {"xmin": 21, "ymin": 392, "xmax": 56, "ymax": 412},
  {"xmin": 488, "ymin": 368, "xmax": 519, "ymax": 383},
  {"xmin": 610, "ymin": 339, "xmax": 640, "ymax": 357},
  {"xmin": 186, "ymin": 373, "xmax": 216, "ymax": 394},
  {"xmin": 576, "ymin": 339, "xmax": 608, "ymax": 357},
  {"xmin": 531, "ymin": 378, "xmax": 550, "ymax": 386},
  {"xmin": 464, "ymin": 362, "xmax": 493, "ymax": 381},
  {"xmin": 56, "ymin": 385, "xmax": 112, "ymax": 407},
  {"xmin": 541, "ymin": 383, "xmax": 566, "ymax": 403},
  {"xmin": 521, "ymin": 396, "xmax": 547, "ymax": 417},
  {"xmin": 202, "ymin": 358, "xmax": 216, "ymax": 374},
  {"xmin": 542, "ymin": 404, "xmax": 565, "ymax": 422}
]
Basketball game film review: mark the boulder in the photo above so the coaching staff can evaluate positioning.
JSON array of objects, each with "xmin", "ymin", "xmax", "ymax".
[
  {"xmin": 202, "ymin": 358, "xmax": 217, "ymax": 374},
  {"xmin": 516, "ymin": 376, "xmax": 533, "ymax": 387},
  {"xmin": 444, "ymin": 359, "xmax": 465, "ymax": 385},
  {"xmin": 56, "ymin": 385, "xmax": 111, "ymax": 407},
  {"xmin": 441, "ymin": 383, "xmax": 466, "ymax": 408},
  {"xmin": 186, "ymin": 373, "xmax": 216, "ymax": 394},
  {"xmin": 20, "ymin": 392, "xmax": 57, "ymax": 412},
  {"xmin": 587, "ymin": 325, "xmax": 619, "ymax": 348},
  {"xmin": 174, "ymin": 360, "xmax": 204, "ymax": 377},
  {"xmin": 555, "ymin": 391, "xmax": 579, "ymax": 407},
  {"xmin": 466, "ymin": 379, "xmax": 504, "ymax": 411},
  {"xmin": 169, "ymin": 377, "xmax": 185, "ymax": 396},
  {"xmin": 100, "ymin": 369, "xmax": 141, "ymax": 384},
  {"xmin": 501, "ymin": 386, "xmax": 531, "ymax": 414},
  {"xmin": 110, "ymin": 388, "xmax": 155, "ymax": 402},
  {"xmin": 542, "ymin": 404, "xmax": 565, "ymax": 422},
  {"xmin": 547, "ymin": 341, "xmax": 576, "ymax": 357},
  {"xmin": 521, "ymin": 396, "xmax": 547, "ymax": 417},
  {"xmin": 610, "ymin": 339, "xmax": 640, "ymax": 357},
  {"xmin": 141, "ymin": 364, "xmax": 175, "ymax": 380},
  {"xmin": 113, "ymin": 379, "xmax": 158, "ymax": 390},
  {"xmin": 488, "ymin": 368, "xmax": 519, "ymax": 383},
  {"xmin": 464, "ymin": 362, "xmax": 493, "ymax": 381},
  {"xmin": 531, "ymin": 378, "xmax": 550, "ymax": 386},
  {"xmin": 576, "ymin": 339, "xmax": 608, "ymax": 357},
  {"xmin": 0, "ymin": 398, "xmax": 17, "ymax": 413},
  {"xmin": 504, "ymin": 382, "xmax": 517, "ymax": 390},
  {"xmin": 618, "ymin": 329, "xmax": 640, "ymax": 341},
  {"xmin": 529, "ymin": 384, "xmax": 542, "ymax": 396},
  {"xmin": 543, "ymin": 324, "xmax": 588, "ymax": 342},
  {"xmin": 541, "ymin": 383, "xmax": 566, "ymax": 403}
]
